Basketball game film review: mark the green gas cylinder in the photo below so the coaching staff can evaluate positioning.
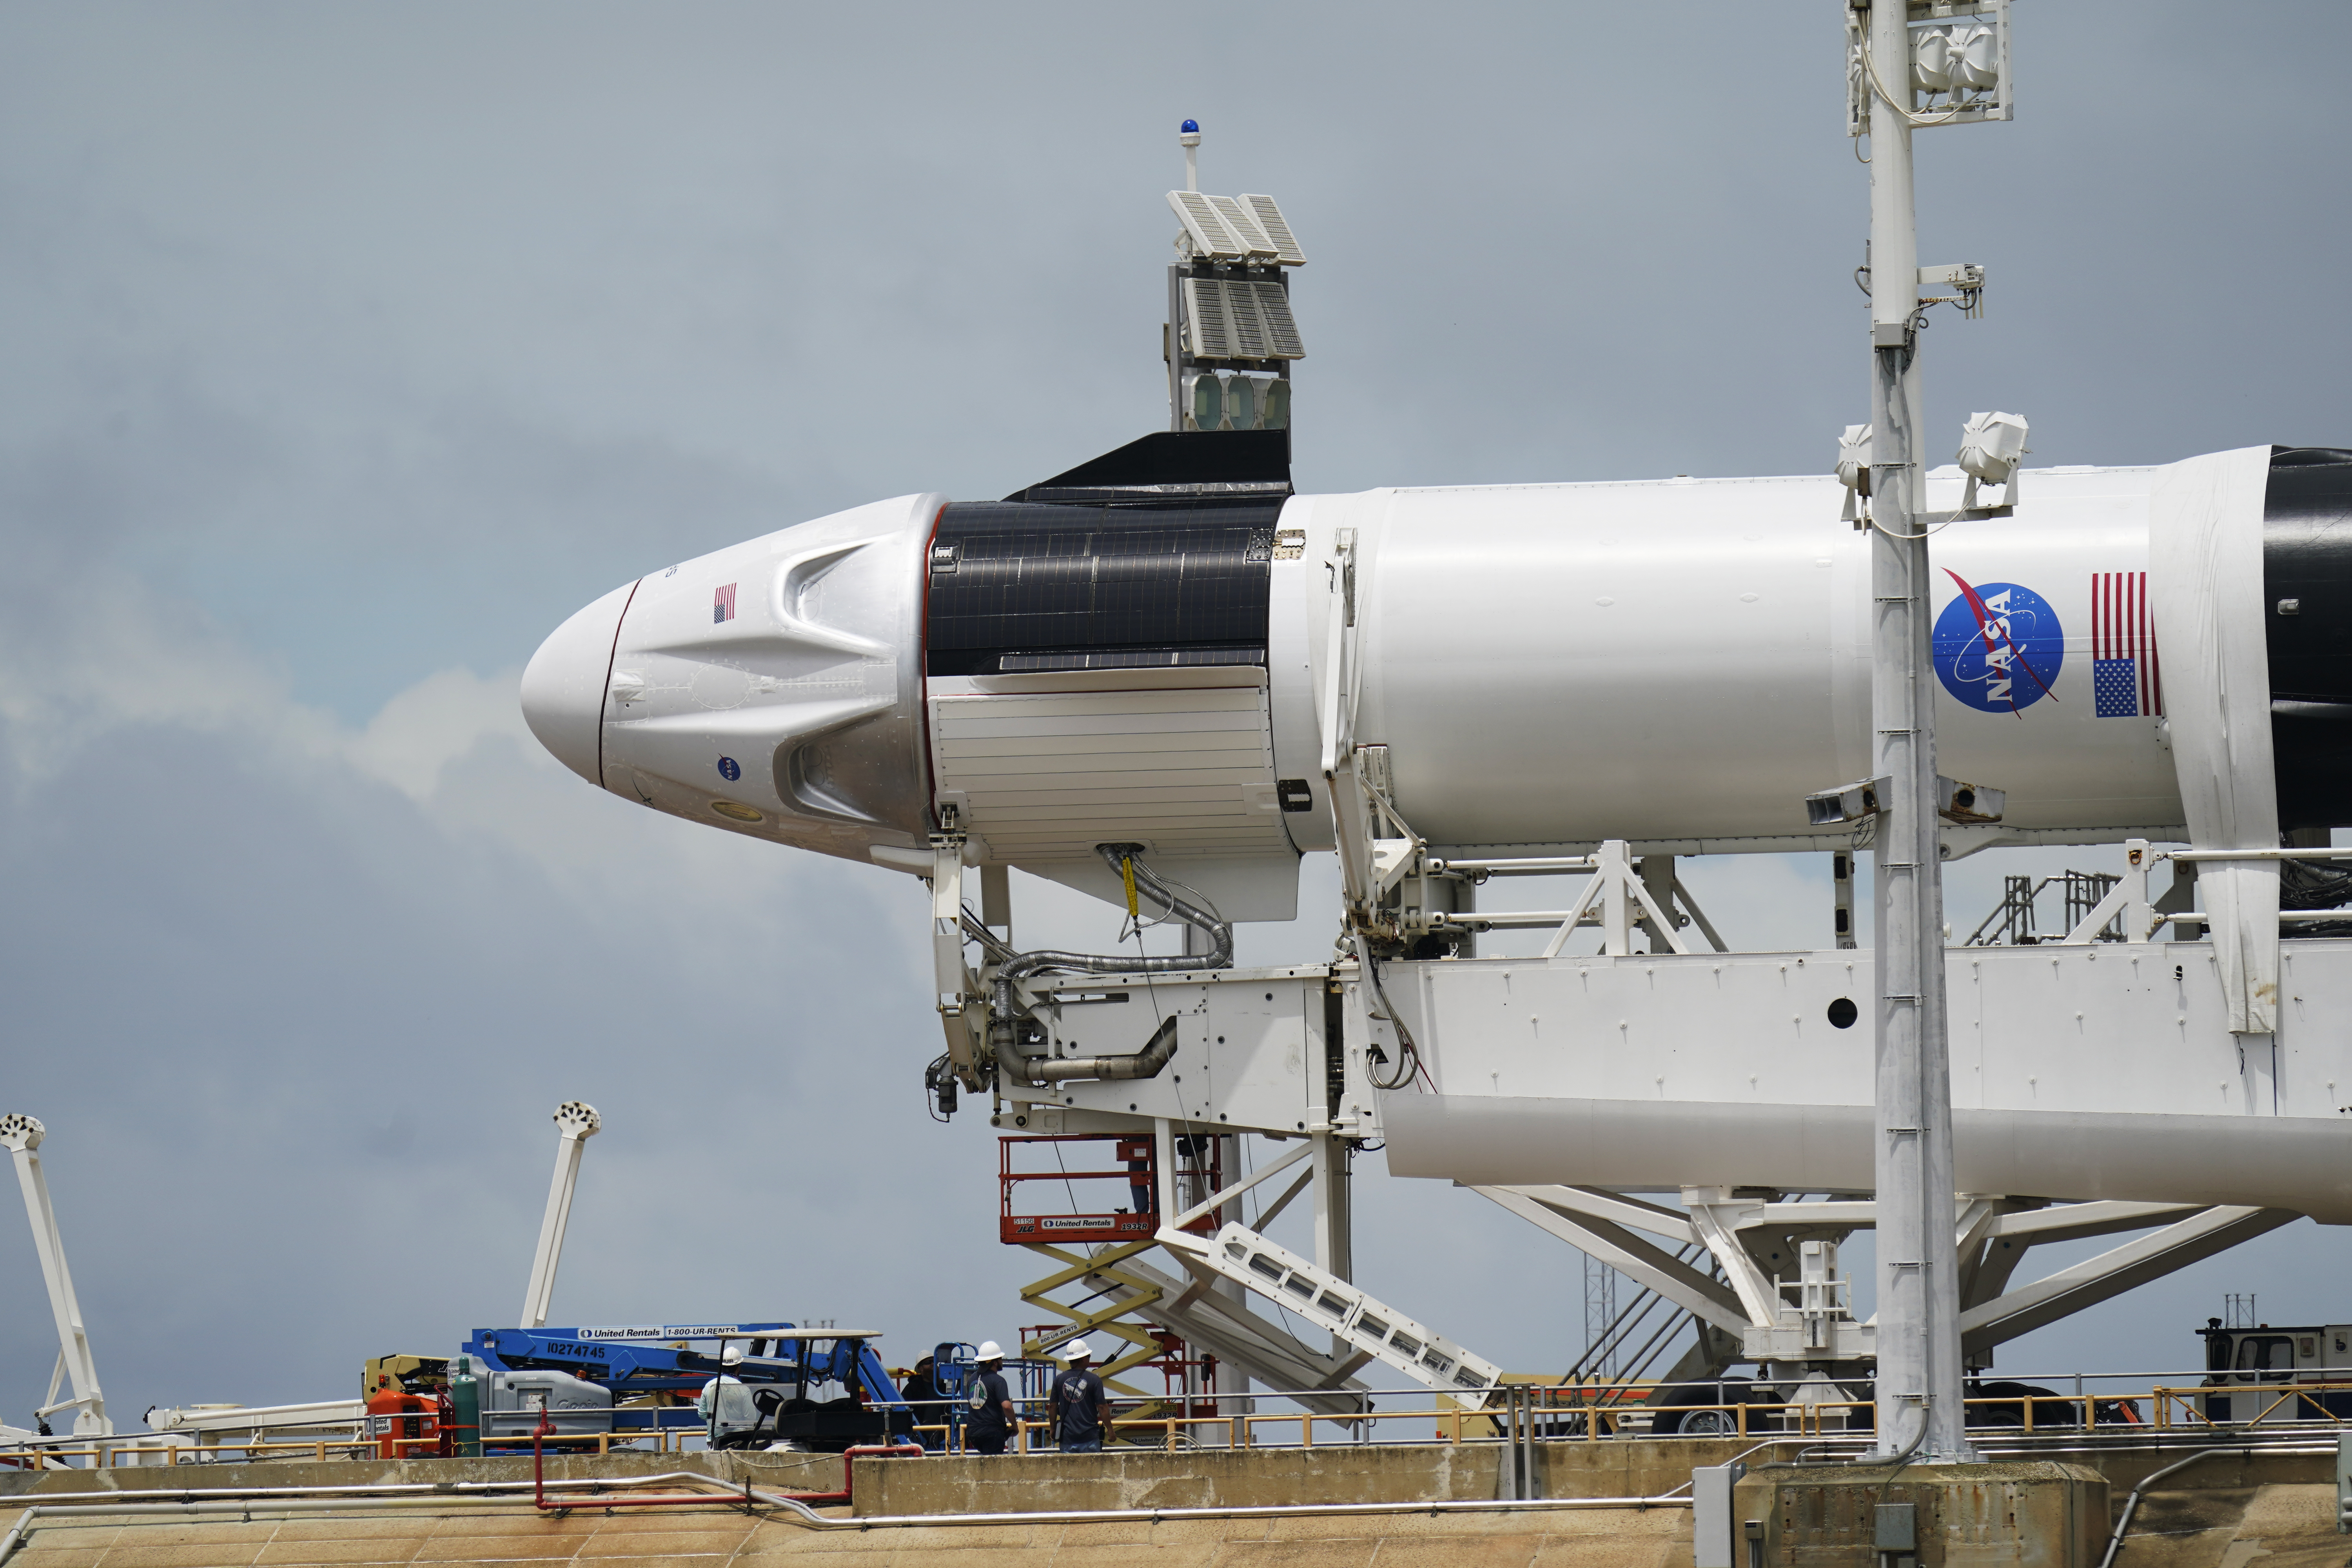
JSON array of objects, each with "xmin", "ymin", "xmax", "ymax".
[{"xmin": 449, "ymin": 1354, "xmax": 482, "ymax": 1458}]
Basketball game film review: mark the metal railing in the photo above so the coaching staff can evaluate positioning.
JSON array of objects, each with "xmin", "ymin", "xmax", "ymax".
[{"xmin": 18, "ymin": 1371, "xmax": 2350, "ymax": 1468}]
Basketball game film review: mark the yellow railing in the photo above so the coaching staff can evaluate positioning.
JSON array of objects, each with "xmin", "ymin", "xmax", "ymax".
[{"xmin": 18, "ymin": 1379, "xmax": 2349, "ymax": 1469}]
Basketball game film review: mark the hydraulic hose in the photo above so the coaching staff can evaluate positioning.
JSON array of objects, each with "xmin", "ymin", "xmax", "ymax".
[{"xmin": 989, "ymin": 843, "xmax": 1232, "ymax": 1085}]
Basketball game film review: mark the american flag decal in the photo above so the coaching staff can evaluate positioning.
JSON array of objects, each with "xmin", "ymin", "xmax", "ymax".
[
  {"xmin": 2091, "ymin": 571, "xmax": 2161, "ymax": 717},
  {"xmin": 713, "ymin": 583, "xmax": 737, "ymax": 624}
]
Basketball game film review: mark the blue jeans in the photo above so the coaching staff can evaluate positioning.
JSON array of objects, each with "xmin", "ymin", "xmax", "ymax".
[{"xmin": 1061, "ymin": 1437, "xmax": 1102, "ymax": 1452}]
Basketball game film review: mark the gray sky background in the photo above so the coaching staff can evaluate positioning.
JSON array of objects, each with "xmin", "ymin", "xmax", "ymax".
[{"xmin": 4, "ymin": 2, "xmax": 2350, "ymax": 1429}]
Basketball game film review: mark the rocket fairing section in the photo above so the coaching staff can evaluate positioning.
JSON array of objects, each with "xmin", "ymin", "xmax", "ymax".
[{"xmin": 520, "ymin": 444, "xmax": 2352, "ymax": 915}]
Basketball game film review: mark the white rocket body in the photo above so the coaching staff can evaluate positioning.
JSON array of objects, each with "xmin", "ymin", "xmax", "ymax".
[{"xmin": 521, "ymin": 463, "xmax": 2221, "ymax": 918}]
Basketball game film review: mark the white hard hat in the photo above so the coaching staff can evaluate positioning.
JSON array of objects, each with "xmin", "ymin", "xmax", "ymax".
[
  {"xmin": 721, "ymin": 1346, "xmax": 745, "ymax": 1367},
  {"xmin": 976, "ymin": 1340, "xmax": 1004, "ymax": 1361},
  {"xmin": 1066, "ymin": 1339, "xmax": 1093, "ymax": 1361}
]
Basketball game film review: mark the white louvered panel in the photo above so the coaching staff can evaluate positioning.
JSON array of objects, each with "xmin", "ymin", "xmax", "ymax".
[
  {"xmin": 1184, "ymin": 278, "xmax": 1237, "ymax": 359},
  {"xmin": 965, "ymin": 782, "xmax": 1255, "ymax": 808},
  {"xmin": 980, "ymin": 799, "xmax": 1267, "ymax": 822},
  {"xmin": 942, "ymin": 710, "xmax": 1269, "ymax": 740},
  {"xmin": 1224, "ymin": 281, "xmax": 1272, "ymax": 359},
  {"xmin": 959, "ymin": 768, "xmax": 1273, "ymax": 794},
  {"xmin": 937, "ymin": 688, "xmax": 1266, "ymax": 720},
  {"xmin": 930, "ymin": 686, "xmax": 1287, "ymax": 860},
  {"xmin": 1207, "ymin": 195, "xmax": 1278, "ymax": 260},
  {"xmin": 1168, "ymin": 191, "xmax": 1249, "ymax": 260},
  {"xmin": 942, "ymin": 731, "xmax": 1262, "ymax": 760},
  {"xmin": 1241, "ymin": 195, "xmax": 1305, "ymax": 265},
  {"xmin": 1248, "ymin": 281, "xmax": 1305, "ymax": 359},
  {"xmin": 948, "ymin": 753, "xmax": 1271, "ymax": 780}
]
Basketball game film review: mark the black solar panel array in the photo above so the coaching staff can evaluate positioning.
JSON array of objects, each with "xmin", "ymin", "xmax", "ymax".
[{"xmin": 926, "ymin": 499, "xmax": 1281, "ymax": 677}]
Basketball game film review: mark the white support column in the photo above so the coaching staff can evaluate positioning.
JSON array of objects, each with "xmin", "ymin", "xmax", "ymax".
[
  {"xmin": 520, "ymin": 1101, "xmax": 601, "ymax": 1330},
  {"xmin": 1864, "ymin": 0, "xmax": 1973, "ymax": 1463},
  {"xmin": 0, "ymin": 1114, "xmax": 109, "ymax": 1436}
]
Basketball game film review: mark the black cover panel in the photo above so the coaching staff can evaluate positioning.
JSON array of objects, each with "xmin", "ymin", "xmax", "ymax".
[
  {"xmin": 2266, "ymin": 449, "xmax": 2352, "ymax": 826},
  {"xmin": 926, "ymin": 500, "xmax": 1279, "ymax": 677},
  {"xmin": 1004, "ymin": 429, "xmax": 1290, "ymax": 506}
]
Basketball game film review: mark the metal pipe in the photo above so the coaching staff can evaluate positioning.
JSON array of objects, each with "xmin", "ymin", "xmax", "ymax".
[
  {"xmin": 1425, "ymin": 857, "xmax": 1598, "ymax": 877},
  {"xmin": 2097, "ymin": 1448, "xmax": 2254, "ymax": 1568},
  {"xmin": 989, "ymin": 844, "xmax": 1231, "ymax": 1081},
  {"xmin": 1025, "ymin": 1016, "xmax": 1180, "ymax": 1083}
]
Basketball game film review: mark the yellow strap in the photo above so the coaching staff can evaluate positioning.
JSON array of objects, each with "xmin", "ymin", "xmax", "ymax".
[{"xmin": 1121, "ymin": 856, "xmax": 1139, "ymax": 920}]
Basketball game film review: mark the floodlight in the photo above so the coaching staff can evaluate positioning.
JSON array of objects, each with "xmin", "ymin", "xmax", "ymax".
[
  {"xmin": 1261, "ymin": 378, "xmax": 1291, "ymax": 431},
  {"xmin": 1835, "ymin": 424, "xmax": 1872, "ymax": 492},
  {"xmin": 1956, "ymin": 411, "xmax": 2028, "ymax": 484},
  {"xmin": 1240, "ymin": 195, "xmax": 1306, "ymax": 266},
  {"xmin": 1912, "ymin": 27, "xmax": 1957, "ymax": 94},
  {"xmin": 1186, "ymin": 370, "xmax": 1225, "ymax": 430},
  {"xmin": 1947, "ymin": 24, "xmax": 1998, "ymax": 91},
  {"xmin": 1226, "ymin": 373, "xmax": 1259, "ymax": 431},
  {"xmin": 1805, "ymin": 779, "xmax": 1882, "ymax": 827}
]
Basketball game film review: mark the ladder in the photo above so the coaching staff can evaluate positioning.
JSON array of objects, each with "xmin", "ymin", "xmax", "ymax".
[{"xmin": 1159, "ymin": 1222, "xmax": 1503, "ymax": 1397}]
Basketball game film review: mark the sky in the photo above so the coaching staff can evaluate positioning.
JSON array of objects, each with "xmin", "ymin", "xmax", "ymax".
[{"xmin": 4, "ymin": 1, "xmax": 2350, "ymax": 1436}]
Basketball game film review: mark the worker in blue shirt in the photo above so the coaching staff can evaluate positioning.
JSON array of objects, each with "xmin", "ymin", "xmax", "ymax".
[
  {"xmin": 964, "ymin": 1341, "xmax": 1016, "ymax": 1455},
  {"xmin": 1049, "ymin": 1340, "xmax": 1111, "ymax": 1452}
]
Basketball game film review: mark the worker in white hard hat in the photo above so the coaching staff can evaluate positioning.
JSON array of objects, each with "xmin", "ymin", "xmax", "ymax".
[
  {"xmin": 964, "ymin": 1341, "xmax": 1016, "ymax": 1455},
  {"xmin": 1048, "ymin": 1340, "xmax": 1111, "ymax": 1453},
  {"xmin": 696, "ymin": 1344, "xmax": 753, "ymax": 1437}
]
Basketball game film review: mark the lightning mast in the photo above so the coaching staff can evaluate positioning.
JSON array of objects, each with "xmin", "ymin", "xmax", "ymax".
[{"xmin": 1847, "ymin": 0, "xmax": 2014, "ymax": 1463}]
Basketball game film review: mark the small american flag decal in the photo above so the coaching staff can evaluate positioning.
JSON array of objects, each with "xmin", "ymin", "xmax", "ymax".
[
  {"xmin": 2091, "ymin": 571, "xmax": 2161, "ymax": 717},
  {"xmin": 713, "ymin": 583, "xmax": 737, "ymax": 624}
]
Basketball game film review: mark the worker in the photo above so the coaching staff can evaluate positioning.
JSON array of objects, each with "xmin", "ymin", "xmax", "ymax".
[
  {"xmin": 964, "ymin": 1341, "xmax": 1016, "ymax": 1455},
  {"xmin": 695, "ymin": 1345, "xmax": 747, "ymax": 1423},
  {"xmin": 900, "ymin": 1356, "xmax": 945, "ymax": 1451},
  {"xmin": 1049, "ymin": 1340, "xmax": 1111, "ymax": 1453}
]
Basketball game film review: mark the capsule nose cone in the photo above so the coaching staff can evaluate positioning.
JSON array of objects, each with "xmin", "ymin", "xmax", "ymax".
[{"xmin": 521, "ymin": 580, "xmax": 637, "ymax": 788}]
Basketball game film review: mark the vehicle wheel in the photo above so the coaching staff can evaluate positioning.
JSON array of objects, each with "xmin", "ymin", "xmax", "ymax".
[{"xmin": 1678, "ymin": 1408, "xmax": 1739, "ymax": 1437}]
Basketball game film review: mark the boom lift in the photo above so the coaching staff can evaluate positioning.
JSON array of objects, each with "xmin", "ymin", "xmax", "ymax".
[
  {"xmin": 1, "ymin": 1114, "xmax": 110, "ymax": 1438},
  {"xmin": 462, "ymin": 1323, "xmax": 911, "ymax": 1451}
]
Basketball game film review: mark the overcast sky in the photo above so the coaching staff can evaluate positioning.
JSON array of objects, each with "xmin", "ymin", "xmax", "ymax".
[{"xmin": 5, "ymin": 2, "xmax": 2350, "ymax": 1433}]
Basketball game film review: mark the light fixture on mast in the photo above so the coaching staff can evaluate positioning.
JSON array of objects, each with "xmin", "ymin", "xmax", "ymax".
[{"xmin": 1163, "ymin": 120, "xmax": 1306, "ymax": 435}]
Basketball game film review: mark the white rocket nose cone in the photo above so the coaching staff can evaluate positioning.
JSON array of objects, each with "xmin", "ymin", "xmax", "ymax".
[{"xmin": 521, "ymin": 580, "xmax": 637, "ymax": 788}]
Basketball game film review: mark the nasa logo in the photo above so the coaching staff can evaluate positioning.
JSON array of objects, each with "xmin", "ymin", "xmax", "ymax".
[
  {"xmin": 717, "ymin": 756, "xmax": 741, "ymax": 781},
  {"xmin": 1932, "ymin": 573, "xmax": 2063, "ymax": 715}
]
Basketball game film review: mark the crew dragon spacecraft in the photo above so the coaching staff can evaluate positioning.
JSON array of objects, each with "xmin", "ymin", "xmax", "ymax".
[{"xmin": 520, "ymin": 432, "xmax": 2352, "ymax": 922}]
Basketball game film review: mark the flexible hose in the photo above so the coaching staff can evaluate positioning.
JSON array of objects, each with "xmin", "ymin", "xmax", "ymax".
[{"xmin": 989, "ymin": 844, "xmax": 1231, "ymax": 1084}]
